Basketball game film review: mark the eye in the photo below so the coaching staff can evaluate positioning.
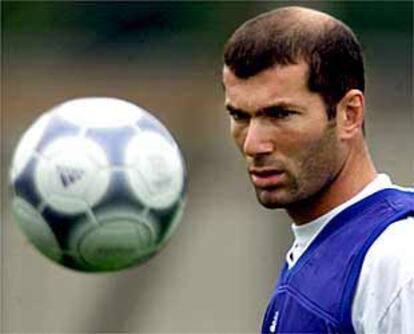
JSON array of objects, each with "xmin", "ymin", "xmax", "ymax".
[
  {"xmin": 265, "ymin": 107, "xmax": 296, "ymax": 120},
  {"xmin": 228, "ymin": 109, "xmax": 250, "ymax": 122}
]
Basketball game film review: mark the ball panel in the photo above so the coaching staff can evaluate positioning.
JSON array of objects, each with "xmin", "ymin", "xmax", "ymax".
[
  {"xmin": 92, "ymin": 170, "xmax": 146, "ymax": 214},
  {"xmin": 10, "ymin": 113, "xmax": 52, "ymax": 182},
  {"xmin": 67, "ymin": 215, "xmax": 159, "ymax": 271},
  {"xmin": 66, "ymin": 205, "xmax": 161, "ymax": 271},
  {"xmin": 83, "ymin": 169, "xmax": 113, "ymax": 207},
  {"xmin": 125, "ymin": 132, "xmax": 185, "ymax": 209},
  {"xmin": 86, "ymin": 127, "xmax": 135, "ymax": 165},
  {"xmin": 12, "ymin": 197, "xmax": 62, "ymax": 262},
  {"xmin": 35, "ymin": 114, "xmax": 81, "ymax": 153},
  {"xmin": 46, "ymin": 194, "xmax": 89, "ymax": 215},
  {"xmin": 53, "ymin": 97, "xmax": 145, "ymax": 128},
  {"xmin": 40, "ymin": 206, "xmax": 89, "ymax": 249},
  {"xmin": 12, "ymin": 157, "xmax": 43, "ymax": 208},
  {"xmin": 77, "ymin": 222, "xmax": 156, "ymax": 271},
  {"xmin": 35, "ymin": 136, "xmax": 110, "ymax": 214},
  {"xmin": 136, "ymin": 112, "xmax": 176, "ymax": 145},
  {"xmin": 156, "ymin": 198, "xmax": 186, "ymax": 246}
]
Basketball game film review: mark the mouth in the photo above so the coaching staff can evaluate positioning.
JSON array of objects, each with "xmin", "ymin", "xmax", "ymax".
[{"xmin": 249, "ymin": 168, "xmax": 285, "ymax": 188}]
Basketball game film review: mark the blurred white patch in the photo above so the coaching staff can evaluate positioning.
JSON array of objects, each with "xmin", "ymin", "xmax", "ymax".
[
  {"xmin": 125, "ymin": 131, "xmax": 184, "ymax": 209},
  {"xmin": 35, "ymin": 136, "xmax": 110, "ymax": 214},
  {"xmin": 53, "ymin": 97, "xmax": 145, "ymax": 128}
]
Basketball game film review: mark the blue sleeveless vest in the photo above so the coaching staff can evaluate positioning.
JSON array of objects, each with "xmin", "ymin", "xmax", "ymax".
[{"xmin": 262, "ymin": 188, "xmax": 414, "ymax": 333}]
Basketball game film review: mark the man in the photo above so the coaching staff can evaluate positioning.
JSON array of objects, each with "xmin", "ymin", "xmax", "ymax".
[{"xmin": 222, "ymin": 6, "xmax": 413, "ymax": 333}]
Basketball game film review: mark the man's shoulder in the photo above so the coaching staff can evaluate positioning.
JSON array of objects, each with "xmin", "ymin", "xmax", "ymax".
[
  {"xmin": 352, "ymin": 213, "xmax": 414, "ymax": 332},
  {"xmin": 364, "ymin": 184, "xmax": 413, "ymax": 269},
  {"xmin": 366, "ymin": 216, "xmax": 414, "ymax": 274},
  {"xmin": 357, "ymin": 215, "xmax": 414, "ymax": 302}
]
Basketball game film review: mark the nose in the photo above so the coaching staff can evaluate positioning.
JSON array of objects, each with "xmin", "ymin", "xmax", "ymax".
[{"xmin": 243, "ymin": 118, "xmax": 274, "ymax": 157}]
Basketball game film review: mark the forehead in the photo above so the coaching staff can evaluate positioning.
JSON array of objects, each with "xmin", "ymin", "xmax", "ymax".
[{"xmin": 223, "ymin": 62, "xmax": 311, "ymax": 111}]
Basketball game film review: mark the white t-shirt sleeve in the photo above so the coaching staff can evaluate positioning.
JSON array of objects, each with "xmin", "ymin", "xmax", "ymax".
[{"xmin": 352, "ymin": 217, "xmax": 414, "ymax": 334}]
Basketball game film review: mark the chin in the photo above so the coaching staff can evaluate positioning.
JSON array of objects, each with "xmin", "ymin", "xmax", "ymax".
[
  {"xmin": 256, "ymin": 189, "xmax": 295, "ymax": 209},
  {"xmin": 259, "ymin": 201, "xmax": 286, "ymax": 209}
]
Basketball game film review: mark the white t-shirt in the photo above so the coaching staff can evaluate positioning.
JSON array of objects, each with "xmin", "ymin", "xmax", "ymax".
[{"xmin": 286, "ymin": 174, "xmax": 414, "ymax": 334}]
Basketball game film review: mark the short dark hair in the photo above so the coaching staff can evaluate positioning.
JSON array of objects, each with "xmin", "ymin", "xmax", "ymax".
[{"xmin": 223, "ymin": 6, "xmax": 365, "ymax": 120}]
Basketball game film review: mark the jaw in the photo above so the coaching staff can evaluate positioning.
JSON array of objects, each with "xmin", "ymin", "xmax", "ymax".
[{"xmin": 284, "ymin": 144, "xmax": 377, "ymax": 225}]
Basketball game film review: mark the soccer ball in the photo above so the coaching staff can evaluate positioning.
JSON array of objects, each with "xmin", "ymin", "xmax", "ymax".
[{"xmin": 9, "ymin": 97, "xmax": 187, "ymax": 272}]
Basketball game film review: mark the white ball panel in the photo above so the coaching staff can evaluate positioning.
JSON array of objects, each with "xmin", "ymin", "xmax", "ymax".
[
  {"xmin": 35, "ymin": 136, "xmax": 110, "ymax": 214},
  {"xmin": 53, "ymin": 97, "xmax": 145, "ymax": 128},
  {"xmin": 10, "ymin": 113, "xmax": 52, "ymax": 182},
  {"xmin": 125, "ymin": 132, "xmax": 184, "ymax": 209},
  {"xmin": 12, "ymin": 197, "xmax": 62, "ymax": 262},
  {"xmin": 47, "ymin": 194, "xmax": 89, "ymax": 214},
  {"xmin": 83, "ymin": 168, "xmax": 112, "ymax": 207}
]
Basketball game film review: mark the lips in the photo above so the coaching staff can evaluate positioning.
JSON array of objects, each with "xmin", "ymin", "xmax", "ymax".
[{"xmin": 249, "ymin": 168, "xmax": 285, "ymax": 188}]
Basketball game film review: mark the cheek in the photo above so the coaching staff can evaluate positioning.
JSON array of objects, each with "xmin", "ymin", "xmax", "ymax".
[
  {"xmin": 275, "ymin": 129, "xmax": 312, "ymax": 162},
  {"xmin": 293, "ymin": 128, "xmax": 341, "ymax": 181},
  {"xmin": 231, "ymin": 122, "xmax": 246, "ymax": 151},
  {"xmin": 282, "ymin": 127, "xmax": 335, "ymax": 171}
]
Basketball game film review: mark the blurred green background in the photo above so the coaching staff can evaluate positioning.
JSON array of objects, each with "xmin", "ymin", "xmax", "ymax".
[{"xmin": 2, "ymin": 1, "xmax": 412, "ymax": 333}]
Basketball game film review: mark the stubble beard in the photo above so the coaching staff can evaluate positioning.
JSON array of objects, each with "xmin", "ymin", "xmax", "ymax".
[{"xmin": 253, "ymin": 123, "xmax": 343, "ymax": 210}]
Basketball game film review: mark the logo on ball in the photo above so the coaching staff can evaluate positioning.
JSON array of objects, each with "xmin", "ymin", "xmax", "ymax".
[{"xmin": 57, "ymin": 165, "xmax": 85, "ymax": 188}]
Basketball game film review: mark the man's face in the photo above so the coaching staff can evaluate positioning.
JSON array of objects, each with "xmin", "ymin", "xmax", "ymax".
[{"xmin": 223, "ymin": 62, "xmax": 345, "ymax": 209}]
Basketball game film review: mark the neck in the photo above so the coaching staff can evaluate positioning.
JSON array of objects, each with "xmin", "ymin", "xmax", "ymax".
[{"xmin": 287, "ymin": 143, "xmax": 377, "ymax": 225}]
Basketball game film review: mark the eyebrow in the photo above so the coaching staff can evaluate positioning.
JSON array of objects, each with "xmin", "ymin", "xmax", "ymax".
[
  {"xmin": 225, "ymin": 104, "xmax": 244, "ymax": 114},
  {"xmin": 226, "ymin": 102, "xmax": 301, "ymax": 115}
]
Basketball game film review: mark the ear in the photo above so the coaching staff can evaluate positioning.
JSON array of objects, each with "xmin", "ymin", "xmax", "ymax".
[{"xmin": 335, "ymin": 89, "xmax": 365, "ymax": 140}]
